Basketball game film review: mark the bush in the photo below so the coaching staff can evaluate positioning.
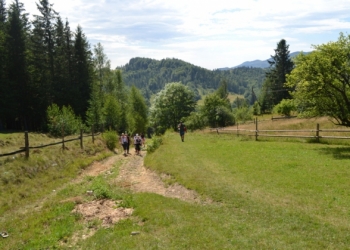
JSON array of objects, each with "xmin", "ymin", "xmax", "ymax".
[
  {"xmin": 233, "ymin": 106, "xmax": 253, "ymax": 123},
  {"xmin": 103, "ymin": 130, "xmax": 118, "ymax": 151},
  {"xmin": 273, "ymin": 99, "xmax": 296, "ymax": 116},
  {"xmin": 47, "ymin": 104, "xmax": 81, "ymax": 137},
  {"xmin": 184, "ymin": 112, "xmax": 207, "ymax": 131},
  {"xmin": 147, "ymin": 136, "xmax": 163, "ymax": 153}
]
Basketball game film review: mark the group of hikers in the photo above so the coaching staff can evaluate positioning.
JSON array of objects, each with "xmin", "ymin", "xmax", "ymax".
[
  {"xmin": 119, "ymin": 121, "xmax": 187, "ymax": 156},
  {"xmin": 119, "ymin": 132, "xmax": 145, "ymax": 156}
]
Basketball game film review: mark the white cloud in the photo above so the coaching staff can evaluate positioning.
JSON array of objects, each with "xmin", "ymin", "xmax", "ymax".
[{"xmin": 21, "ymin": 0, "xmax": 350, "ymax": 69}]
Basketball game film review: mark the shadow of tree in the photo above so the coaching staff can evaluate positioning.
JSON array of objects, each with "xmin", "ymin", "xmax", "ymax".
[{"xmin": 318, "ymin": 147, "xmax": 350, "ymax": 160}]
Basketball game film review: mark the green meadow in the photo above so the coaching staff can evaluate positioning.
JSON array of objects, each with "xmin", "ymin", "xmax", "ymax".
[{"xmin": 1, "ymin": 126, "xmax": 350, "ymax": 249}]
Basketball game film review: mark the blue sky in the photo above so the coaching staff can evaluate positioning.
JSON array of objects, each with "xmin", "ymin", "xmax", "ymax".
[{"xmin": 23, "ymin": 0, "xmax": 350, "ymax": 69}]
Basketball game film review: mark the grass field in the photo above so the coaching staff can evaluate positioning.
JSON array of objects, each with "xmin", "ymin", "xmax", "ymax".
[{"xmin": 1, "ymin": 118, "xmax": 350, "ymax": 249}]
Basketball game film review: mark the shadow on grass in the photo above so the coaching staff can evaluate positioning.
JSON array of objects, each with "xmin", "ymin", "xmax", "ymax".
[{"xmin": 318, "ymin": 146, "xmax": 350, "ymax": 160}]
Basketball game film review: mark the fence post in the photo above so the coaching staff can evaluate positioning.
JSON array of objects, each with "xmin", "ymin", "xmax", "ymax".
[
  {"xmin": 255, "ymin": 118, "xmax": 258, "ymax": 141},
  {"xmin": 316, "ymin": 123, "xmax": 320, "ymax": 143},
  {"xmin": 92, "ymin": 125, "xmax": 95, "ymax": 144},
  {"xmin": 80, "ymin": 129, "xmax": 83, "ymax": 149},
  {"xmin": 25, "ymin": 131, "xmax": 29, "ymax": 159},
  {"xmin": 62, "ymin": 125, "xmax": 65, "ymax": 150}
]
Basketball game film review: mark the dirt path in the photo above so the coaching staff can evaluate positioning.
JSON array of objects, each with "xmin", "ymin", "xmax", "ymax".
[{"xmin": 81, "ymin": 152, "xmax": 206, "ymax": 203}]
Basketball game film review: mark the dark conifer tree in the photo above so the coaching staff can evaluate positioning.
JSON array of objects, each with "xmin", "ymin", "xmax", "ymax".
[
  {"xmin": 265, "ymin": 39, "xmax": 294, "ymax": 105},
  {"xmin": 0, "ymin": 0, "xmax": 7, "ymax": 129},
  {"xmin": 5, "ymin": 0, "xmax": 30, "ymax": 129},
  {"xmin": 72, "ymin": 25, "xmax": 93, "ymax": 119},
  {"xmin": 32, "ymin": 0, "xmax": 58, "ymax": 105}
]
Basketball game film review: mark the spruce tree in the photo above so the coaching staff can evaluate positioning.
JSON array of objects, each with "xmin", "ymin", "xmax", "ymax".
[
  {"xmin": 72, "ymin": 25, "xmax": 93, "ymax": 119},
  {"xmin": 265, "ymin": 39, "xmax": 294, "ymax": 105},
  {"xmin": 5, "ymin": 0, "xmax": 29, "ymax": 129}
]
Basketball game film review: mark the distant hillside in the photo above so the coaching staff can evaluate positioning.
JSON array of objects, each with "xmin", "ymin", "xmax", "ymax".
[
  {"xmin": 117, "ymin": 57, "xmax": 266, "ymax": 104},
  {"xmin": 219, "ymin": 51, "xmax": 312, "ymax": 70}
]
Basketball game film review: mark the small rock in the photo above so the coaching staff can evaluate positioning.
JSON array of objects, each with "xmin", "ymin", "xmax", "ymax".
[{"xmin": 130, "ymin": 231, "xmax": 140, "ymax": 236}]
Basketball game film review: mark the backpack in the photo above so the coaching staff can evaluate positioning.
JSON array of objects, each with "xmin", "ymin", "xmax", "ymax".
[{"xmin": 136, "ymin": 137, "xmax": 142, "ymax": 144}]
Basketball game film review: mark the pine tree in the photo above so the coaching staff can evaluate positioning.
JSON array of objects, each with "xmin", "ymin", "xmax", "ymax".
[
  {"xmin": 265, "ymin": 39, "xmax": 294, "ymax": 105},
  {"xmin": 0, "ymin": 0, "xmax": 7, "ymax": 129},
  {"xmin": 5, "ymin": 0, "xmax": 30, "ymax": 129},
  {"xmin": 72, "ymin": 25, "xmax": 93, "ymax": 119}
]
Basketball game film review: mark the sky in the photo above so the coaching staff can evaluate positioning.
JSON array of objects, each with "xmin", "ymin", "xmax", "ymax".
[{"xmin": 22, "ymin": 0, "xmax": 350, "ymax": 70}]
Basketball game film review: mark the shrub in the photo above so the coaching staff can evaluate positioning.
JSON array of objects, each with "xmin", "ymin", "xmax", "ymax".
[
  {"xmin": 184, "ymin": 112, "xmax": 207, "ymax": 131},
  {"xmin": 233, "ymin": 106, "xmax": 253, "ymax": 123},
  {"xmin": 147, "ymin": 136, "xmax": 163, "ymax": 153},
  {"xmin": 102, "ymin": 130, "xmax": 118, "ymax": 151},
  {"xmin": 273, "ymin": 99, "xmax": 296, "ymax": 116},
  {"xmin": 47, "ymin": 104, "xmax": 81, "ymax": 137}
]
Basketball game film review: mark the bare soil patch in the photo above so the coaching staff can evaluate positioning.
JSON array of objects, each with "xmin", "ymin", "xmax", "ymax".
[
  {"xmin": 68, "ymin": 151, "xmax": 210, "ymax": 245},
  {"xmin": 72, "ymin": 199, "xmax": 133, "ymax": 228}
]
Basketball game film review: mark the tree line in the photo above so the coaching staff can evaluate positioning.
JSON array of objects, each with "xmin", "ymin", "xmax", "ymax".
[{"xmin": 0, "ymin": 0, "xmax": 148, "ymax": 136}]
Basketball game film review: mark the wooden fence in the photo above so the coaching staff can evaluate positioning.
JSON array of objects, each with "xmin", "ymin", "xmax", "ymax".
[
  {"xmin": 0, "ymin": 130, "xmax": 100, "ymax": 159},
  {"xmin": 210, "ymin": 118, "xmax": 350, "ymax": 142}
]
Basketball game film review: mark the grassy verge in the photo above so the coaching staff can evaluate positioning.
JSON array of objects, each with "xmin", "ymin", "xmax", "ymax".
[{"xmin": 1, "ymin": 123, "xmax": 350, "ymax": 249}]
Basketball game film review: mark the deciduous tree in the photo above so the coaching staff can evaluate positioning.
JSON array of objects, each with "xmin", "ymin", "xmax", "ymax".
[
  {"xmin": 286, "ymin": 33, "xmax": 350, "ymax": 127},
  {"xmin": 150, "ymin": 82, "xmax": 196, "ymax": 134}
]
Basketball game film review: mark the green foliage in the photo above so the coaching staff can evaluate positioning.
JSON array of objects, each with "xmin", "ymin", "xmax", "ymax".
[
  {"xmin": 202, "ymin": 93, "xmax": 234, "ymax": 127},
  {"xmin": 252, "ymin": 101, "xmax": 261, "ymax": 115},
  {"xmin": 183, "ymin": 112, "xmax": 207, "ymax": 131},
  {"xmin": 260, "ymin": 39, "xmax": 294, "ymax": 109},
  {"xmin": 286, "ymin": 33, "xmax": 350, "ymax": 127},
  {"xmin": 233, "ymin": 106, "xmax": 253, "ymax": 123},
  {"xmin": 150, "ymin": 82, "xmax": 196, "ymax": 134},
  {"xmin": 90, "ymin": 176, "xmax": 112, "ymax": 199},
  {"xmin": 102, "ymin": 129, "xmax": 118, "ymax": 151},
  {"xmin": 119, "ymin": 57, "xmax": 266, "ymax": 103},
  {"xmin": 103, "ymin": 94, "xmax": 120, "ymax": 131},
  {"xmin": 273, "ymin": 99, "xmax": 296, "ymax": 116},
  {"xmin": 146, "ymin": 136, "xmax": 163, "ymax": 153},
  {"xmin": 47, "ymin": 104, "xmax": 81, "ymax": 137},
  {"xmin": 129, "ymin": 85, "xmax": 148, "ymax": 134}
]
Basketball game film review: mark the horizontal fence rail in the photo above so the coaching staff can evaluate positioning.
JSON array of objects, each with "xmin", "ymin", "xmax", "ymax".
[
  {"xmin": 0, "ymin": 131, "xmax": 101, "ymax": 159},
  {"xmin": 210, "ymin": 119, "xmax": 350, "ymax": 141}
]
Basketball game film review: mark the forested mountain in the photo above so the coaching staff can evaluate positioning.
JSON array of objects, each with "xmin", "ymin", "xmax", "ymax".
[{"xmin": 118, "ymin": 57, "xmax": 266, "ymax": 103}]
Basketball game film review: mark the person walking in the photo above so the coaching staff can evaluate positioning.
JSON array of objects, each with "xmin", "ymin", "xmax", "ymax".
[
  {"xmin": 126, "ymin": 133, "xmax": 131, "ymax": 154},
  {"xmin": 119, "ymin": 133, "xmax": 128, "ymax": 156},
  {"xmin": 178, "ymin": 121, "xmax": 187, "ymax": 142},
  {"xmin": 133, "ymin": 133, "xmax": 142, "ymax": 155}
]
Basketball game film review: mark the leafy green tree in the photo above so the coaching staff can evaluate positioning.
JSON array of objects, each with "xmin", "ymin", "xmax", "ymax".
[
  {"xmin": 150, "ymin": 82, "xmax": 196, "ymax": 134},
  {"xmin": 203, "ymin": 93, "xmax": 234, "ymax": 127},
  {"xmin": 103, "ymin": 94, "xmax": 120, "ymax": 131},
  {"xmin": 86, "ymin": 84, "xmax": 104, "ymax": 132},
  {"xmin": 286, "ymin": 33, "xmax": 350, "ymax": 127},
  {"xmin": 129, "ymin": 85, "xmax": 148, "ymax": 134},
  {"xmin": 183, "ymin": 111, "xmax": 207, "ymax": 131},
  {"xmin": 261, "ymin": 39, "xmax": 294, "ymax": 109}
]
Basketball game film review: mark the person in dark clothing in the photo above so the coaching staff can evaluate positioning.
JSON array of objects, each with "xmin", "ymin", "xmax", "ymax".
[
  {"xmin": 177, "ymin": 121, "xmax": 187, "ymax": 142},
  {"xmin": 126, "ymin": 133, "xmax": 131, "ymax": 154}
]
